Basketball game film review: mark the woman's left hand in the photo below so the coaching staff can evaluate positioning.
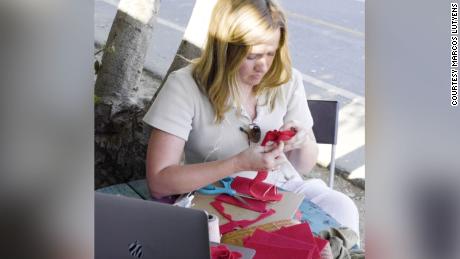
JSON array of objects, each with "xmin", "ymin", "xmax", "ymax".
[{"xmin": 280, "ymin": 120, "xmax": 316, "ymax": 152}]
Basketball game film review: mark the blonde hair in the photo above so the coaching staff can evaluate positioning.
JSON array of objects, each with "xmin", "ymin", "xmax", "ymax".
[{"xmin": 192, "ymin": 0, "xmax": 292, "ymax": 123}]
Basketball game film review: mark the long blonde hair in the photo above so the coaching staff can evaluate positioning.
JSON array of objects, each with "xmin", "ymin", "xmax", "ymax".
[{"xmin": 192, "ymin": 0, "xmax": 292, "ymax": 123}]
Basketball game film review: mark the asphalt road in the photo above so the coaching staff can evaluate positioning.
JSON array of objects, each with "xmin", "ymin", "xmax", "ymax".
[
  {"xmin": 279, "ymin": 0, "xmax": 364, "ymax": 100},
  {"xmin": 96, "ymin": 0, "xmax": 364, "ymax": 100}
]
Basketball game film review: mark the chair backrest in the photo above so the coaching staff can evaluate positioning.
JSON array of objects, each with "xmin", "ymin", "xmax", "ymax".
[{"xmin": 307, "ymin": 100, "xmax": 339, "ymax": 145}]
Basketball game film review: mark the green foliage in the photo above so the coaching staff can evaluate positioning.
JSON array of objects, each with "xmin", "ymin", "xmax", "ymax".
[
  {"xmin": 94, "ymin": 44, "xmax": 115, "ymax": 74},
  {"xmin": 107, "ymin": 45, "xmax": 116, "ymax": 54},
  {"xmin": 94, "ymin": 95, "xmax": 102, "ymax": 104}
]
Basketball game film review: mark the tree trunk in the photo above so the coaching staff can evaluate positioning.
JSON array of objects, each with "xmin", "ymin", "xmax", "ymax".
[
  {"xmin": 95, "ymin": 0, "xmax": 160, "ymax": 106},
  {"xmin": 95, "ymin": 0, "xmax": 218, "ymax": 188},
  {"xmin": 95, "ymin": 0, "xmax": 160, "ymax": 188}
]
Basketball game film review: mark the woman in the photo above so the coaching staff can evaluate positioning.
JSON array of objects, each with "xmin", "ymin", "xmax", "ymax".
[{"xmin": 143, "ymin": 0, "xmax": 359, "ymax": 235}]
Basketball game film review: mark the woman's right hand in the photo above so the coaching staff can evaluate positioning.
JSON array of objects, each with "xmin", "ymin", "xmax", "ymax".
[{"xmin": 233, "ymin": 142, "xmax": 287, "ymax": 172}]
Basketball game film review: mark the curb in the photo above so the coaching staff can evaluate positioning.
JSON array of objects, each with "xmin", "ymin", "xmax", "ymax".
[{"xmin": 334, "ymin": 167, "xmax": 365, "ymax": 190}]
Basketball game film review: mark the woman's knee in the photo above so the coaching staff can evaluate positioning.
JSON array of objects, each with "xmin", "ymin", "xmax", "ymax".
[
  {"xmin": 325, "ymin": 190, "xmax": 358, "ymax": 217},
  {"xmin": 312, "ymin": 190, "xmax": 359, "ymax": 232},
  {"xmin": 284, "ymin": 178, "xmax": 329, "ymax": 199},
  {"xmin": 283, "ymin": 179, "xmax": 359, "ymax": 232}
]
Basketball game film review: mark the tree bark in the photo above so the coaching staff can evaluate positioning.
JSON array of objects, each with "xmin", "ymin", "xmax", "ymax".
[
  {"xmin": 95, "ymin": 0, "xmax": 218, "ymax": 188},
  {"xmin": 95, "ymin": 0, "xmax": 160, "ymax": 107},
  {"xmin": 95, "ymin": 0, "xmax": 160, "ymax": 188}
]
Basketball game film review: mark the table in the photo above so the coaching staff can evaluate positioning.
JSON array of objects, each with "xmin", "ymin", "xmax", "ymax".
[{"xmin": 97, "ymin": 179, "xmax": 341, "ymax": 235}]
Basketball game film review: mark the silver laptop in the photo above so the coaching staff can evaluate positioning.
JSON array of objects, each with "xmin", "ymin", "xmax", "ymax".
[{"xmin": 95, "ymin": 192, "xmax": 210, "ymax": 259}]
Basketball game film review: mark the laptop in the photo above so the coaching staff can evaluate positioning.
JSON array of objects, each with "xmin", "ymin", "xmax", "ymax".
[
  {"xmin": 96, "ymin": 192, "xmax": 210, "ymax": 258},
  {"xmin": 95, "ymin": 192, "xmax": 256, "ymax": 259}
]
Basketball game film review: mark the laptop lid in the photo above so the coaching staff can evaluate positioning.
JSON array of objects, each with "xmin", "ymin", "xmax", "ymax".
[{"xmin": 95, "ymin": 192, "xmax": 210, "ymax": 259}]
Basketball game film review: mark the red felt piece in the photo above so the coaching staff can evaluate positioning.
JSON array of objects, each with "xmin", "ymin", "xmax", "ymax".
[
  {"xmin": 260, "ymin": 130, "xmax": 296, "ymax": 146},
  {"xmin": 211, "ymin": 244, "xmax": 242, "ymax": 259},
  {"xmin": 272, "ymin": 223, "xmax": 320, "ymax": 259},
  {"xmin": 218, "ymin": 209, "xmax": 276, "ymax": 235},
  {"xmin": 211, "ymin": 200, "xmax": 276, "ymax": 234},
  {"xmin": 243, "ymin": 229, "xmax": 314, "ymax": 259},
  {"xmin": 314, "ymin": 237, "xmax": 329, "ymax": 253},
  {"xmin": 245, "ymin": 229, "xmax": 316, "ymax": 251},
  {"xmin": 249, "ymin": 181, "xmax": 282, "ymax": 201},
  {"xmin": 249, "ymin": 129, "xmax": 296, "ymax": 201},
  {"xmin": 231, "ymin": 176, "xmax": 252, "ymax": 194},
  {"xmin": 215, "ymin": 194, "xmax": 268, "ymax": 213},
  {"xmin": 244, "ymin": 243, "xmax": 311, "ymax": 259},
  {"xmin": 253, "ymin": 170, "xmax": 268, "ymax": 183},
  {"xmin": 231, "ymin": 176, "xmax": 283, "ymax": 202}
]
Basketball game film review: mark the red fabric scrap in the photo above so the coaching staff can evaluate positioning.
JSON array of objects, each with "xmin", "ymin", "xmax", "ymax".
[
  {"xmin": 231, "ymin": 176, "xmax": 282, "ymax": 203},
  {"xmin": 230, "ymin": 176, "xmax": 254, "ymax": 194},
  {"xmin": 272, "ymin": 223, "xmax": 322, "ymax": 259},
  {"xmin": 250, "ymin": 129, "xmax": 296, "ymax": 201},
  {"xmin": 249, "ymin": 181, "xmax": 282, "ymax": 202},
  {"xmin": 210, "ymin": 200, "xmax": 276, "ymax": 234},
  {"xmin": 241, "ymin": 223, "xmax": 328, "ymax": 259},
  {"xmin": 211, "ymin": 244, "xmax": 242, "ymax": 259},
  {"xmin": 314, "ymin": 237, "xmax": 329, "ymax": 254},
  {"xmin": 243, "ymin": 229, "xmax": 314, "ymax": 259},
  {"xmin": 215, "ymin": 194, "xmax": 268, "ymax": 213},
  {"xmin": 244, "ymin": 242, "xmax": 311, "ymax": 259}
]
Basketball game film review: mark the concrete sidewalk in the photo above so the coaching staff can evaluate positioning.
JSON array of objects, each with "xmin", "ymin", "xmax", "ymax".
[{"xmin": 95, "ymin": 0, "xmax": 365, "ymax": 189}]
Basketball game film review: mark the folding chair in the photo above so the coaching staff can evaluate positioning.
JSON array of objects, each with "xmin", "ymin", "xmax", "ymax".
[{"xmin": 307, "ymin": 100, "xmax": 339, "ymax": 188}]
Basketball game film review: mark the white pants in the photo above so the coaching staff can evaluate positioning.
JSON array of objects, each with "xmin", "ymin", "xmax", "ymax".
[{"xmin": 280, "ymin": 178, "xmax": 360, "ymax": 237}]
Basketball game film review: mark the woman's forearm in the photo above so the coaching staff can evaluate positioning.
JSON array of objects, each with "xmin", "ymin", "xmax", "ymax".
[
  {"xmin": 148, "ymin": 156, "xmax": 240, "ymax": 198},
  {"xmin": 146, "ymin": 129, "xmax": 286, "ymax": 199},
  {"xmin": 286, "ymin": 141, "xmax": 318, "ymax": 176}
]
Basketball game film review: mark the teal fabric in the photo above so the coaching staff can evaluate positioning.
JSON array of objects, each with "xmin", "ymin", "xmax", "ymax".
[{"xmin": 298, "ymin": 199, "xmax": 341, "ymax": 234}]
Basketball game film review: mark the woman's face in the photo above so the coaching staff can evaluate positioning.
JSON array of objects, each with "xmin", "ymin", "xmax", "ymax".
[{"xmin": 237, "ymin": 29, "xmax": 281, "ymax": 88}]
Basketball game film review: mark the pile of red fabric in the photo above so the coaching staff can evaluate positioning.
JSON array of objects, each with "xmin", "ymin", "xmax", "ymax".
[
  {"xmin": 211, "ymin": 129, "xmax": 297, "ymax": 235},
  {"xmin": 243, "ymin": 223, "xmax": 329, "ymax": 259},
  {"xmin": 211, "ymin": 176, "xmax": 277, "ymax": 234}
]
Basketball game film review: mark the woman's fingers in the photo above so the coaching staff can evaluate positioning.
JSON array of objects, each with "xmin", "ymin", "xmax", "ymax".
[
  {"xmin": 240, "ymin": 142, "xmax": 288, "ymax": 171},
  {"xmin": 262, "ymin": 142, "xmax": 285, "ymax": 170},
  {"xmin": 262, "ymin": 141, "xmax": 282, "ymax": 153},
  {"xmin": 274, "ymin": 153, "xmax": 287, "ymax": 164},
  {"xmin": 271, "ymin": 142, "xmax": 284, "ymax": 157},
  {"xmin": 280, "ymin": 120, "xmax": 298, "ymax": 131},
  {"xmin": 279, "ymin": 120, "xmax": 310, "ymax": 152},
  {"xmin": 270, "ymin": 153, "xmax": 287, "ymax": 171},
  {"xmin": 281, "ymin": 130, "xmax": 306, "ymax": 151}
]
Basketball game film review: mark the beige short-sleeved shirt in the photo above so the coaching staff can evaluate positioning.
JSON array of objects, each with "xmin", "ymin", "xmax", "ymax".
[{"xmin": 143, "ymin": 65, "xmax": 313, "ymax": 185}]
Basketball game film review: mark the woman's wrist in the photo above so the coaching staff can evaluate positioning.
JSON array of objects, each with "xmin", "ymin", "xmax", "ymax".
[{"xmin": 229, "ymin": 152, "xmax": 246, "ymax": 172}]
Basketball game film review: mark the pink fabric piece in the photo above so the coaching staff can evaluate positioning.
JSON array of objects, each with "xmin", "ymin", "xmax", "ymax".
[
  {"xmin": 210, "ymin": 200, "xmax": 276, "ymax": 234},
  {"xmin": 250, "ymin": 129, "xmax": 296, "ymax": 201},
  {"xmin": 211, "ymin": 244, "xmax": 242, "ymax": 259},
  {"xmin": 295, "ymin": 210, "xmax": 303, "ymax": 221},
  {"xmin": 215, "ymin": 194, "xmax": 268, "ymax": 213},
  {"xmin": 243, "ymin": 229, "xmax": 314, "ymax": 259}
]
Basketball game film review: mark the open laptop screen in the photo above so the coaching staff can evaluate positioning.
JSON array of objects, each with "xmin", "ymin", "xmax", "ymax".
[{"xmin": 95, "ymin": 192, "xmax": 210, "ymax": 259}]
